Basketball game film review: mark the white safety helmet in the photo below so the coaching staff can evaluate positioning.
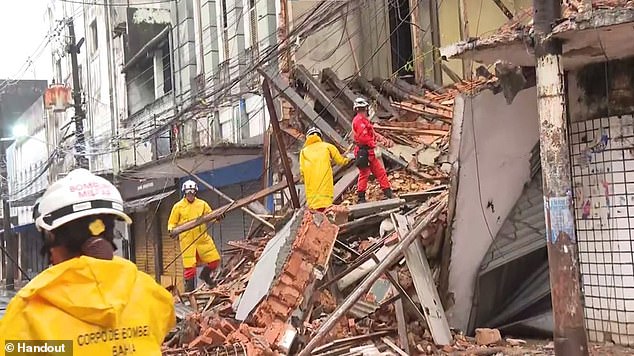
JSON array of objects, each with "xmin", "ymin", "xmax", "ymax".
[
  {"xmin": 182, "ymin": 180, "xmax": 198, "ymax": 193},
  {"xmin": 306, "ymin": 127, "xmax": 322, "ymax": 137},
  {"xmin": 35, "ymin": 169, "xmax": 131, "ymax": 232},
  {"xmin": 353, "ymin": 97, "xmax": 369, "ymax": 110}
]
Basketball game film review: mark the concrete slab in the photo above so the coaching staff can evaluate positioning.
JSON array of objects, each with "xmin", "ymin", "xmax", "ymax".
[
  {"xmin": 347, "ymin": 198, "xmax": 406, "ymax": 219},
  {"xmin": 235, "ymin": 208, "xmax": 304, "ymax": 321}
]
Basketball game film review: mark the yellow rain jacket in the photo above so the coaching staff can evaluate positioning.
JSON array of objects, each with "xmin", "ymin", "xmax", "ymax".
[
  {"xmin": 168, "ymin": 197, "xmax": 220, "ymax": 268},
  {"xmin": 0, "ymin": 255, "xmax": 175, "ymax": 356},
  {"xmin": 300, "ymin": 134, "xmax": 349, "ymax": 209}
]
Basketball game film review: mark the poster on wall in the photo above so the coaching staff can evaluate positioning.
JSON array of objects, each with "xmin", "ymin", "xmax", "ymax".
[{"xmin": 548, "ymin": 196, "xmax": 576, "ymax": 244}]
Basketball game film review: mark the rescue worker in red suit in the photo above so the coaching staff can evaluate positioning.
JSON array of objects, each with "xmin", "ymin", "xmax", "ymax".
[{"xmin": 352, "ymin": 97, "xmax": 395, "ymax": 203}]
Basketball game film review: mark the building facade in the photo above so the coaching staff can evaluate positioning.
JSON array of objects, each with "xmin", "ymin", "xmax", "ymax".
[{"xmin": 8, "ymin": 0, "xmax": 416, "ymax": 289}]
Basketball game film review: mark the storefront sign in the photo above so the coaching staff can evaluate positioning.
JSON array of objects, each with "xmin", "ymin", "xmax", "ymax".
[{"xmin": 118, "ymin": 177, "xmax": 176, "ymax": 200}]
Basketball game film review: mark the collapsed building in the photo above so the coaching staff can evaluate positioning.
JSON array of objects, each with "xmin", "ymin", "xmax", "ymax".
[{"xmin": 159, "ymin": 64, "xmax": 535, "ymax": 355}]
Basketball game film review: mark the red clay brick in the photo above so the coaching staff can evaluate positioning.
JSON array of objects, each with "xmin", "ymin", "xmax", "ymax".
[
  {"xmin": 246, "ymin": 210, "xmax": 339, "ymax": 352},
  {"xmin": 219, "ymin": 319, "xmax": 236, "ymax": 335}
]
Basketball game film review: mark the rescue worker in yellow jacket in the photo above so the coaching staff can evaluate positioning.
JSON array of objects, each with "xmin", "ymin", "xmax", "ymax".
[
  {"xmin": 300, "ymin": 127, "xmax": 352, "ymax": 211},
  {"xmin": 0, "ymin": 168, "xmax": 175, "ymax": 356},
  {"xmin": 167, "ymin": 180, "xmax": 221, "ymax": 292}
]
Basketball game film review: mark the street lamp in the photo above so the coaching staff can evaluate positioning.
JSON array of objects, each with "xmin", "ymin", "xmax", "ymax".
[
  {"xmin": 0, "ymin": 124, "xmax": 29, "ymax": 143},
  {"xmin": 11, "ymin": 124, "xmax": 27, "ymax": 139}
]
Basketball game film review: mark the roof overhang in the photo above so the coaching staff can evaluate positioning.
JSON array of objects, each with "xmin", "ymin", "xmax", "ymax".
[
  {"xmin": 441, "ymin": 7, "xmax": 634, "ymax": 70},
  {"xmin": 120, "ymin": 143, "xmax": 262, "ymax": 179}
]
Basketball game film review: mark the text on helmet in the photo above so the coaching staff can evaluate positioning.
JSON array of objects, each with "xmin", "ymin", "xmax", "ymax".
[{"xmin": 69, "ymin": 182, "xmax": 115, "ymax": 198}]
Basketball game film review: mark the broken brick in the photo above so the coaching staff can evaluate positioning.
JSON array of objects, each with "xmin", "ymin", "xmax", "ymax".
[{"xmin": 475, "ymin": 328, "xmax": 502, "ymax": 346}]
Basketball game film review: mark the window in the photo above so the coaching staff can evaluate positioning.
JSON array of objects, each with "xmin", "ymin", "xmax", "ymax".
[
  {"xmin": 90, "ymin": 20, "xmax": 98, "ymax": 54},
  {"xmin": 162, "ymin": 45, "xmax": 173, "ymax": 94},
  {"xmin": 218, "ymin": 60, "xmax": 230, "ymax": 88},
  {"xmin": 221, "ymin": 0, "xmax": 228, "ymax": 28}
]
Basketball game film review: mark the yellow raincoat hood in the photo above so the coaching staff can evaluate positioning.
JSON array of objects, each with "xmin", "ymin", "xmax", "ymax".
[
  {"xmin": 17, "ymin": 256, "xmax": 137, "ymax": 327},
  {"xmin": 0, "ymin": 256, "xmax": 175, "ymax": 356},
  {"xmin": 300, "ymin": 134, "xmax": 349, "ymax": 209}
]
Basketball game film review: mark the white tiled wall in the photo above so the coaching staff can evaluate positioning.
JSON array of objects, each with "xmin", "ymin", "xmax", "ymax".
[{"xmin": 570, "ymin": 115, "xmax": 634, "ymax": 345}]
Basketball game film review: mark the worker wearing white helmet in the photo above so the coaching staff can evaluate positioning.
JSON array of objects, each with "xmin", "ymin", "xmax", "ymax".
[
  {"xmin": 0, "ymin": 168, "xmax": 175, "ymax": 354},
  {"xmin": 167, "ymin": 179, "xmax": 221, "ymax": 292},
  {"xmin": 351, "ymin": 96, "xmax": 395, "ymax": 203}
]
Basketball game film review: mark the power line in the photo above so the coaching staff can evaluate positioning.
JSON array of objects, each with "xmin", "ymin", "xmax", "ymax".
[{"xmin": 58, "ymin": 0, "xmax": 175, "ymax": 6}]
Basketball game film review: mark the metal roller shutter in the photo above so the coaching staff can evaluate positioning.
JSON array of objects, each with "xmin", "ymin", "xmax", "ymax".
[
  {"xmin": 192, "ymin": 180, "xmax": 261, "ymax": 254},
  {"xmin": 160, "ymin": 194, "xmax": 183, "ymax": 288},
  {"xmin": 132, "ymin": 211, "xmax": 155, "ymax": 277}
]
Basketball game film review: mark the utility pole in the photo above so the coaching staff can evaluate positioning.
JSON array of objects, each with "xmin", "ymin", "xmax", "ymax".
[
  {"xmin": 533, "ymin": 1, "xmax": 589, "ymax": 355},
  {"xmin": 67, "ymin": 19, "xmax": 89, "ymax": 169},
  {"xmin": 0, "ymin": 102, "xmax": 14, "ymax": 290},
  {"xmin": 1, "ymin": 143, "xmax": 14, "ymax": 291},
  {"xmin": 0, "ymin": 102, "xmax": 11, "ymax": 290}
]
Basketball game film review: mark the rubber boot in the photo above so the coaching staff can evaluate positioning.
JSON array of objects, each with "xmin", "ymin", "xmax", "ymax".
[
  {"xmin": 383, "ymin": 188, "xmax": 394, "ymax": 199},
  {"xmin": 199, "ymin": 266, "xmax": 215, "ymax": 288},
  {"xmin": 357, "ymin": 191, "xmax": 366, "ymax": 203},
  {"xmin": 184, "ymin": 278, "xmax": 195, "ymax": 293}
]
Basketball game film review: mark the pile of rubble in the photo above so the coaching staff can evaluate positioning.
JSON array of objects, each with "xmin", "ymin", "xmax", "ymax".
[{"xmin": 162, "ymin": 68, "xmax": 498, "ymax": 355}]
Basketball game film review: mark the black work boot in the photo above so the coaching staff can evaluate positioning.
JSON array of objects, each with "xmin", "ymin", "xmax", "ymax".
[
  {"xmin": 199, "ymin": 266, "xmax": 215, "ymax": 288},
  {"xmin": 184, "ymin": 278, "xmax": 195, "ymax": 293},
  {"xmin": 357, "ymin": 191, "xmax": 366, "ymax": 203},
  {"xmin": 383, "ymin": 188, "xmax": 394, "ymax": 199}
]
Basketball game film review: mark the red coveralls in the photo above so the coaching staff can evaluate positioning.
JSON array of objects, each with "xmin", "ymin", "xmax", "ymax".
[{"xmin": 352, "ymin": 113, "xmax": 391, "ymax": 193}]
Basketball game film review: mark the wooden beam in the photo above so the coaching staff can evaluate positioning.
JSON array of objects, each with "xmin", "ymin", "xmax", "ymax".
[
  {"xmin": 458, "ymin": 0, "xmax": 472, "ymax": 80},
  {"xmin": 295, "ymin": 65, "xmax": 352, "ymax": 131},
  {"xmin": 175, "ymin": 163, "xmax": 276, "ymax": 231},
  {"xmin": 258, "ymin": 66, "xmax": 347, "ymax": 149},
  {"xmin": 490, "ymin": 0, "xmax": 514, "ymax": 20},
  {"xmin": 442, "ymin": 63, "xmax": 463, "ymax": 84},
  {"xmin": 169, "ymin": 177, "xmax": 298, "ymax": 237},
  {"xmin": 355, "ymin": 76, "xmax": 399, "ymax": 118},
  {"xmin": 333, "ymin": 167, "xmax": 359, "ymax": 202},
  {"xmin": 429, "ymin": 0, "xmax": 443, "ymax": 85},
  {"xmin": 321, "ymin": 68, "xmax": 358, "ymax": 106},
  {"xmin": 392, "ymin": 213, "xmax": 452, "ymax": 345},
  {"xmin": 262, "ymin": 79, "xmax": 301, "ymax": 209}
]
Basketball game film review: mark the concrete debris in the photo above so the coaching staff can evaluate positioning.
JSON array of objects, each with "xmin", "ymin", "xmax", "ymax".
[
  {"xmin": 162, "ymin": 68, "xmax": 500, "ymax": 355},
  {"xmin": 506, "ymin": 338, "xmax": 527, "ymax": 346},
  {"xmin": 475, "ymin": 328, "xmax": 503, "ymax": 346}
]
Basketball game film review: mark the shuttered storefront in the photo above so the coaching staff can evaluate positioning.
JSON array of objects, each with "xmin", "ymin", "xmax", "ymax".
[
  {"xmin": 131, "ymin": 211, "xmax": 156, "ymax": 277},
  {"xmin": 160, "ymin": 193, "xmax": 183, "ymax": 289}
]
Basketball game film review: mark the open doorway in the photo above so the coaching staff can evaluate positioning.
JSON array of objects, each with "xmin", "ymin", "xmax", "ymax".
[{"xmin": 388, "ymin": 0, "xmax": 414, "ymax": 81}]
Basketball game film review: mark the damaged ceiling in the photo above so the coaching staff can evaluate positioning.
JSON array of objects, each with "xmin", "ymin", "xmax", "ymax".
[{"xmin": 440, "ymin": 1, "xmax": 634, "ymax": 70}]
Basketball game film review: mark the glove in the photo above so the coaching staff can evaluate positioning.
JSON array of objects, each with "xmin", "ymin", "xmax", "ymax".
[
  {"xmin": 345, "ymin": 153, "xmax": 355, "ymax": 161},
  {"xmin": 168, "ymin": 229, "xmax": 178, "ymax": 239},
  {"xmin": 214, "ymin": 213, "xmax": 226, "ymax": 222}
]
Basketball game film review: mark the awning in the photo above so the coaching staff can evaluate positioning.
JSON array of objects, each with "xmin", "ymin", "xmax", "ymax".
[
  {"xmin": 13, "ymin": 223, "xmax": 36, "ymax": 234},
  {"xmin": 124, "ymin": 190, "xmax": 175, "ymax": 212}
]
